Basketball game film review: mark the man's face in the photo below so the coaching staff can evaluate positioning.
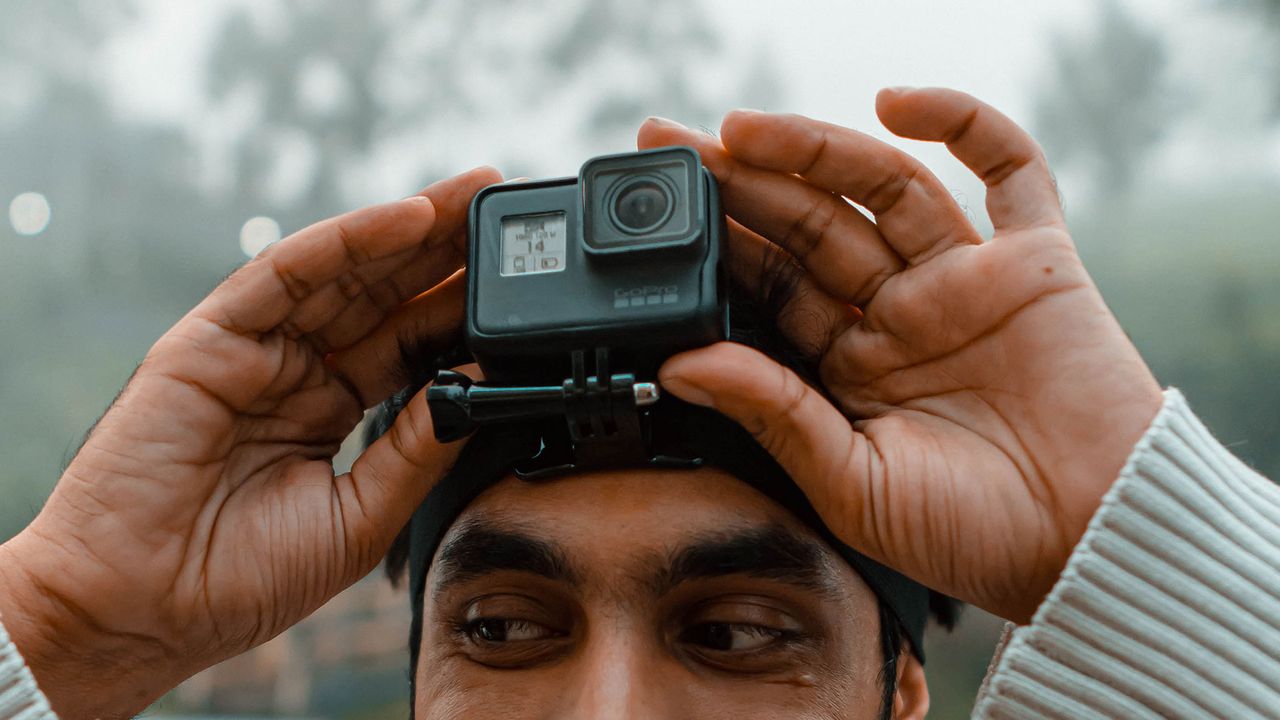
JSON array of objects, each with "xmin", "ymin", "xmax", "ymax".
[{"xmin": 415, "ymin": 466, "xmax": 927, "ymax": 719}]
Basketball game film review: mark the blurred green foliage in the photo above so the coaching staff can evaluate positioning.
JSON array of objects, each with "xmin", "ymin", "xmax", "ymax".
[
  {"xmin": 1035, "ymin": 0, "xmax": 1176, "ymax": 203},
  {"xmin": 1079, "ymin": 188, "xmax": 1280, "ymax": 480}
]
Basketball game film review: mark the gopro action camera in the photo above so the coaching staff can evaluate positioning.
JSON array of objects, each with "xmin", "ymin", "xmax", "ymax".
[{"xmin": 427, "ymin": 146, "xmax": 728, "ymax": 474}]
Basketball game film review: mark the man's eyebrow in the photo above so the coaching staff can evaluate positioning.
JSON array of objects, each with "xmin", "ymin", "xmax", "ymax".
[
  {"xmin": 654, "ymin": 525, "xmax": 842, "ymax": 599},
  {"xmin": 433, "ymin": 519, "xmax": 578, "ymax": 594}
]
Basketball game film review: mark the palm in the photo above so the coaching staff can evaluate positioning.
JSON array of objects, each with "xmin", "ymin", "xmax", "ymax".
[
  {"xmin": 641, "ymin": 89, "xmax": 1162, "ymax": 621},
  {"xmin": 151, "ymin": 332, "xmax": 364, "ymax": 651},
  {"xmin": 6, "ymin": 168, "xmax": 499, "ymax": 716},
  {"xmin": 35, "ymin": 246, "xmax": 407, "ymax": 663},
  {"xmin": 835, "ymin": 229, "xmax": 1121, "ymax": 613}
]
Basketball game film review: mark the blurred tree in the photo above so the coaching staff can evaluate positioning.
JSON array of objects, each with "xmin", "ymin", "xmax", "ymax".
[
  {"xmin": 207, "ymin": 0, "xmax": 435, "ymax": 215},
  {"xmin": 1077, "ymin": 186, "xmax": 1280, "ymax": 485},
  {"xmin": 737, "ymin": 51, "xmax": 786, "ymax": 115},
  {"xmin": 0, "ymin": 0, "xmax": 133, "ymax": 119},
  {"xmin": 205, "ymin": 0, "xmax": 777, "ymax": 214},
  {"xmin": 1220, "ymin": 0, "xmax": 1280, "ymax": 117},
  {"xmin": 1033, "ymin": 0, "xmax": 1176, "ymax": 211},
  {"xmin": 0, "ymin": 0, "xmax": 241, "ymax": 543},
  {"xmin": 0, "ymin": 0, "xmax": 136, "ymax": 279},
  {"xmin": 542, "ymin": 0, "xmax": 723, "ymax": 138},
  {"xmin": 1166, "ymin": 271, "xmax": 1280, "ymax": 481}
]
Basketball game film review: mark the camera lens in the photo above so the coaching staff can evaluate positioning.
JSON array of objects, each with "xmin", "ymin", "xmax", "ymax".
[{"xmin": 611, "ymin": 176, "xmax": 673, "ymax": 234}]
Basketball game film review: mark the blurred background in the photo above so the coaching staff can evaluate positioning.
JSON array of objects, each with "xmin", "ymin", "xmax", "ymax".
[{"xmin": 2, "ymin": 0, "xmax": 1278, "ymax": 716}]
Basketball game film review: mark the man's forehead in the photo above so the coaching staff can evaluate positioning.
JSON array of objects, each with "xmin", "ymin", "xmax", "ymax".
[
  {"xmin": 428, "ymin": 466, "xmax": 862, "ymax": 601},
  {"xmin": 452, "ymin": 464, "xmax": 804, "ymax": 534}
]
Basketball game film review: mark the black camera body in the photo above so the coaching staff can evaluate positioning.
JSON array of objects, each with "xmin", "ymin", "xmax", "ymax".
[
  {"xmin": 427, "ymin": 147, "xmax": 728, "ymax": 473},
  {"xmin": 465, "ymin": 146, "xmax": 727, "ymax": 383}
]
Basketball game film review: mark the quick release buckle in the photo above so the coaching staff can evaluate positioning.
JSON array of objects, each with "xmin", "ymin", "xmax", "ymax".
[{"xmin": 426, "ymin": 348, "xmax": 698, "ymax": 478}]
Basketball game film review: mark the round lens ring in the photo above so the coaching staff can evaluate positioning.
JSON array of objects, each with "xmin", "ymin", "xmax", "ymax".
[{"xmin": 609, "ymin": 175, "xmax": 675, "ymax": 235}]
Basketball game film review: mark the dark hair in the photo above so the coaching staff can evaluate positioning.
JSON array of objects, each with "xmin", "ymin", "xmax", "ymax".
[{"xmin": 370, "ymin": 243, "xmax": 960, "ymax": 716}]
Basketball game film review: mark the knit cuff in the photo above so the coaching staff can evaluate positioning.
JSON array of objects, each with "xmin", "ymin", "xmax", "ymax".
[
  {"xmin": 973, "ymin": 388, "xmax": 1280, "ymax": 719},
  {"xmin": 0, "ymin": 614, "xmax": 56, "ymax": 720}
]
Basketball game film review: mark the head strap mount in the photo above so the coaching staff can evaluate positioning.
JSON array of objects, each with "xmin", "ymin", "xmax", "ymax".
[{"xmin": 426, "ymin": 348, "xmax": 701, "ymax": 479}]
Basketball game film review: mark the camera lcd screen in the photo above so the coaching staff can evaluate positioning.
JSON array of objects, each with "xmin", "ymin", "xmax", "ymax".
[{"xmin": 500, "ymin": 212, "xmax": 568, "ymax": 277}]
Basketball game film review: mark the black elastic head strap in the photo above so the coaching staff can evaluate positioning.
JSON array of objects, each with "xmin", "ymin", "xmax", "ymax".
[{"xmin": 403, "ymin": 401, "xmax": 929, "ymax": 691}]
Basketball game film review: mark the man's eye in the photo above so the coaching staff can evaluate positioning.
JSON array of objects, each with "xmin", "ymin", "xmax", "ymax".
[
  {"xmin": 465, "ymin": 617, "xmax": 557, "ymax": 644},
  {"xmin": 681, "ymin": 622, "xmax": 787, "ymax": 652}
]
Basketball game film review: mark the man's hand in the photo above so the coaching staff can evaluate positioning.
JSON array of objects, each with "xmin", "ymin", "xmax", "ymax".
[
  {"xmin": 0, "ymin": 166, "xmax": 501, "ymax": 718},
  {"xmin": 638, "ymin": 88, "xmax": 1162, "ymax": 623}
]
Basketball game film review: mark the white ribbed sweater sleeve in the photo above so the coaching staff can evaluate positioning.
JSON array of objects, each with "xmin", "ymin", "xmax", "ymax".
[
  {"xmin": 974, "ymin": 388, "xmax": 1280, "ymax": 719},
  {"xmin": 0, "ymin": 615, "xmax": 55, "ymax": 720}
]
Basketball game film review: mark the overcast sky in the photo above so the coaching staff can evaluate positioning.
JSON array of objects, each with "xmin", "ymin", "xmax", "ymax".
[{"xmin": 99, "ymin": 0, "xmax": 1280, "ymax": 224}]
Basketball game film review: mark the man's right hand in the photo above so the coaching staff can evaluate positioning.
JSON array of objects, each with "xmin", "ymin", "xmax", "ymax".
[
  {"xmin": 639, "ymin": 88, "xmax": 1164, "ymax": 624},
  {"xmin": 0, "ymin": 166, "xmax": 501, "ymax": 719}
]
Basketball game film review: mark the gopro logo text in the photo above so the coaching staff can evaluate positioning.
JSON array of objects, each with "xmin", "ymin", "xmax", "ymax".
[{"xmin": 614, "ymin": 285, "xmax": 679, "ymax": 308}]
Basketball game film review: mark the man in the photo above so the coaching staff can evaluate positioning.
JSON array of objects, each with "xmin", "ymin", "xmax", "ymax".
[
  {"xmin": 0, "ymin": 88, "xmax": 1277, "ymax": 719},
  {"xmin": 369, "ymin": 277, "xmax": 960, "ymax": 717}
]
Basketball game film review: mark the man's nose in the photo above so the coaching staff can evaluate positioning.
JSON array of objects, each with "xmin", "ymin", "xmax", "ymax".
[{"xmin": 558, "ymin": 628, "xmax": 675, "ymax": 720}]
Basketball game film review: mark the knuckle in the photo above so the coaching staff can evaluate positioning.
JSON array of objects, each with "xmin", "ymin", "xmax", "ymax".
[
  {"xmin": 365, "ymin": 280, "xmax": 402, "ymax": 313},
  {"xmin": 387, "ymin": 397, "xmax": 430, "ymax": 471},
  {"xmin": 864, "ymin": 162, "xmax": 918, "ymax": 216},
  {"xmin": 778, "ymin": 193, "xmax": 839, "ymax": 261},
  {"xmin": 942, "ymin": 106, "xmax": 980, "ymax": 146},
  {"xmin": 847, "ymin": 264, "xmax": 896, "ymax": 306},
  {"xmin": 820, "ymin": 323, "xmax": 892, "ymax": 388},
  {"xmin": 713, "ymin": 147, "xmax": 738, "ymax": 190},
  {"xmin": 336, "ymin": 271, "xmax": 365, "ymax": 301},
  {"xmin": 1027, "ymin": 137, "xmax": 1049, "ymax": 165},
  {"xmin": 752, "ymin": 366, "xmax": 813, "ymax": 456},
  {"xmin": 335, "ymin": 219, "xmax": 375, "ymax": 266},
  {"xmin": 775, "ymin": 365, "xmax": 811, "ymax": 420},
  {"xmin": 267, "ymin": 257, "xmax": 313, "ymax": 302},
  {"xmin": 980, "ymin": 153, "xmax": 1035, "ymax": 187},
  {"xmin": 797, "ymin": 126, "xmax": 831, "ymax": 177}
]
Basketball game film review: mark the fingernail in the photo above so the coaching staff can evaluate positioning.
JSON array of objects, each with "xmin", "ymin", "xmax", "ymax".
[
  {"xmin": 660, "ymin": 376, "xmax": 715, "ymax": 409},
  {"xmin": 646, "ymin": 116, "xmax": 687, "ymax": 129},
  {"xmin": 729, "ymin": 108, "xmax": 764, "ymax": 117},
  {"xmin": 402, "ymin": 195, "xmax": 432, "ymax": 204},
  {"xmin": 884, "ymin": 86, "xmax": 916, "ymax": 94}
]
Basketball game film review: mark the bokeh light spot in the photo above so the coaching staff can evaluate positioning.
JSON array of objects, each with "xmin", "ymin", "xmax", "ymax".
[
  {"xmin": 9, "ymin": 192, "xmax": 51, "ymax": 236},
  {"xmin": 239, "ymin": 216, "xmax": 282, "ymax": 257}
]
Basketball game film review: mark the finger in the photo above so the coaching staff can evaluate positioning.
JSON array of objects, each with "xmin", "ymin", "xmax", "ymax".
[
  {"xmin": 338, "ymin": 368, "xmax": 472, "ymax": 564},
  {"xmin": 304, "ymin": 234, "xmax": 464, "ymax": 353},
  {"xmin": 196, "ymin": 166, "xmax": 500, "ymax": 338},
  {"xmin": 326, "ymin": 271, "xmax": 466, "ymax": 406},
  {"xmin": 412, "ymin": 165, "xmax": 505, "ymax": 254},
  {"xmin": 638, "ymin": 117, "xmax": 903, "ymax": 305},
  {"xmin": 658, "ymin": 342, "xmax": 882, "ymax": 557},
  {"xmin": 283, "ymin": 239, "xmax": 462, "ymax": 351},
  {"xmin": 723, "ymin": 219, "xmax": 858, "ymax": 359},
  {"xmin": 277, "ymin": 166, "xmax": 502, "ymax": 348},
  {"xmin": 195, "ymin": 197, "xmax": 438, "ymax": 336},
  {"xmin": 875, "ymin": 87, "xmax": 1064, "ymax": 232},
  {"xmin": 719, "ymin": 110, "xmax": 980, "ymax": 263}
]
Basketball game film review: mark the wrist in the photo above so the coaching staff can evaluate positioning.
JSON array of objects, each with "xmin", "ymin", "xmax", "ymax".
[{"xmin": 0, "ymin": 530, "xmax": 182, "ymax": 719}]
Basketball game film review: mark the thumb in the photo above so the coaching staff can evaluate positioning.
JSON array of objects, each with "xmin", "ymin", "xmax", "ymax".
[
  {"xmin": 340, "ymin": 381, "xmax": 465, "ymax": 565},
  {"xmin": 659, "ymin": 342, "xmax": 875, "ymax": 548}
]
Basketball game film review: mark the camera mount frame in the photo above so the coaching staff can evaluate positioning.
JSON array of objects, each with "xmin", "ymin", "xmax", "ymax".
[{"xmin": 426, "ymin": 348, "xmax": 703, "ymax": 479}]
